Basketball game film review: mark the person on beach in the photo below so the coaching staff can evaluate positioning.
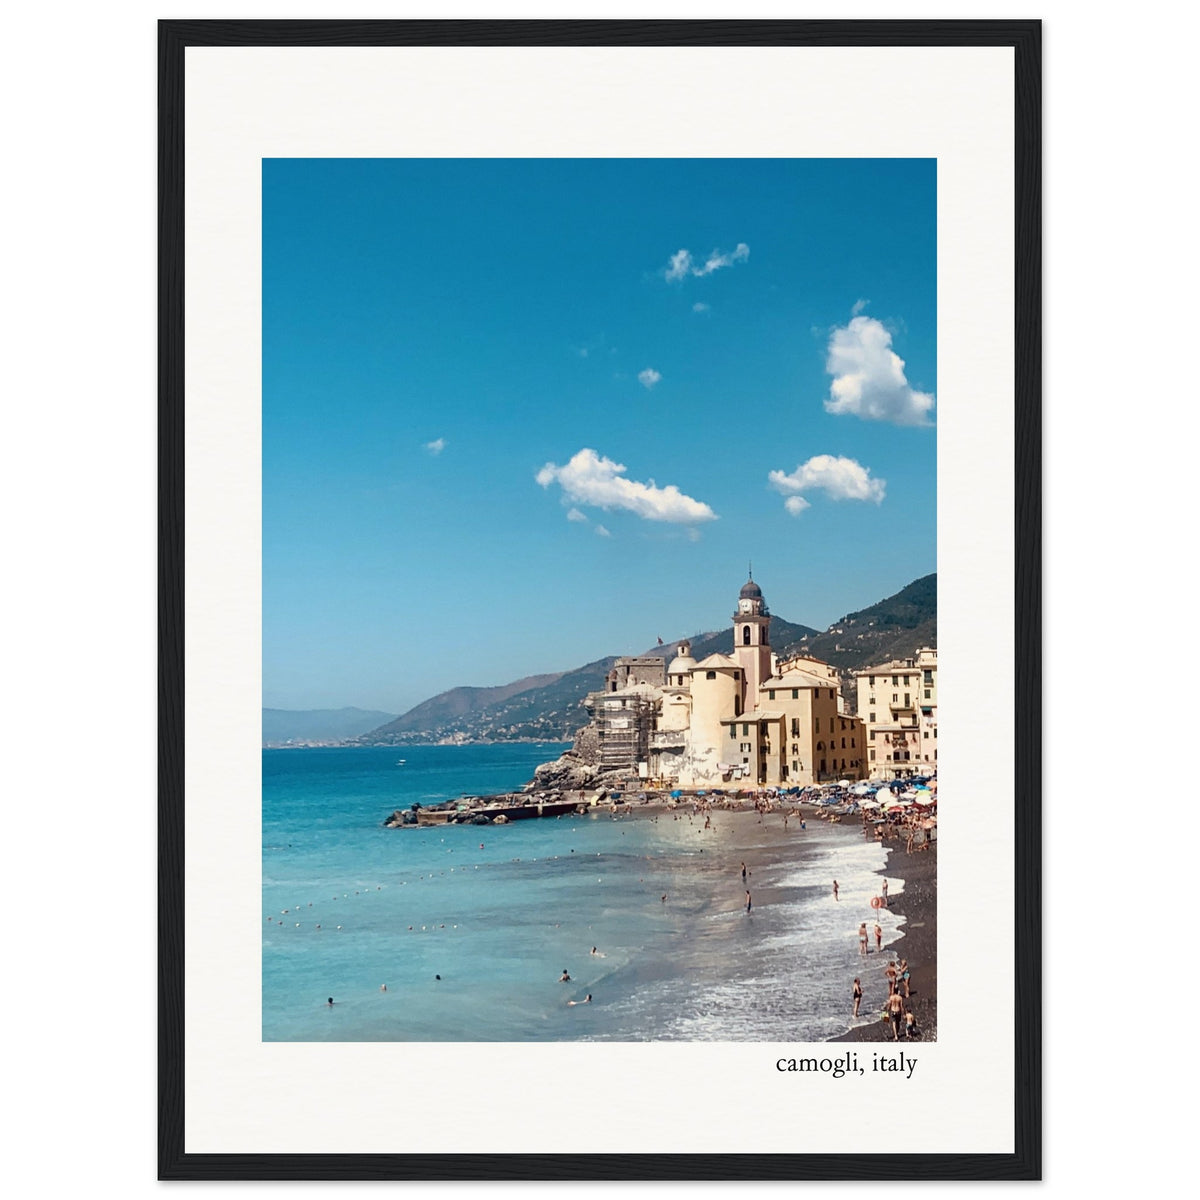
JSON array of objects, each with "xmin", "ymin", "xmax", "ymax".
[
  {"xmin": 858, "ymin": 923, "xmax": 868, "ymax": 955},
  {"xmin": 904, "ymin": 1009, "xmax": 918, "ymax": 1038},
  {"xmin": 832, "ymin": 880, "xmax": 839, "ymax": 901},
  {"xmin": 886, "ymin": 990, "xmax": 905, "ymax": 1040},
  {"xmin": 874, "ymin": 923, "xmax": 883, "ymax": 952},
  {"xmin": 741, "ymin": 862, "xmax": 747, "ymax": 882},
  {"xmin": 898, "ymin": 959, "xmax": 911, "ymax": 998},
  {"xmin": 852, "ymin": 978, "xmax": 863, "ymax": 1018},
  {"xmin": 745, "ymin": 890, "xmax": 752, "ymax": 913},
  {"xmin": 885, "ymin": 961, "xmax": 898, "ymax": 994},
  {"xmin": 881, "ymin": 878, "xmax": 888, "ymax": 905}
]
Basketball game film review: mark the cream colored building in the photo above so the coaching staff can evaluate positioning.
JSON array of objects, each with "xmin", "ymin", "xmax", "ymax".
[
  {"xmin": 853, "ymin": 647, "xmax": 937, "ymax": 779},
  {"xmin": 588, "ymin": 576, "xmax": 868, "ymax": 787}
]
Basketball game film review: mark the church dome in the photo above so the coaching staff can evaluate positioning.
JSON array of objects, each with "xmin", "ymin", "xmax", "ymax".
[
  {"xmin": 739, "ymin": 578, "xmax": 763, "ymax": 600},
  {"xmin": 667, "ymin": 641, "xmax": 696, "ymax": 675}
]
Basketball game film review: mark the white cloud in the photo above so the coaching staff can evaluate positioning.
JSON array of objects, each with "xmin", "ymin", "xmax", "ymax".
[
  {"xmin": 424, "ymin": 437, "xmax": 446, "ymax": 455},
  {"xmin": 696, "ymin": 242, "xmax": 749, "ymax": 276},
  {"xmin": 663, "ymin": 242, "xmax": 749, "ymax": 282},
  {"xmin": 823, "ymin": 315, "xmax": 935, "ymax": 425},
  {"xmin": 536, "ymin": 448, "xmax": 717, "ymax": 525},
  {"xmin": 665, "ymin": 249, "xmax": 693, "ymax": 282},
  {"xmin": 692, "ymin": 302, "xmax": 710, "ymax": 313},
  {"xmin": 851, "ymin": 298, "xmax": 869, "ymax": 316},
  {"xmin": 768, "ymin": 454, "xmax": 886, "ymax": 516},
  {"xmin": 594, "ymin": 524, "xmax": 612, "ymax": 538},
  {"xmin": 566, "ymin": 508, "xmax": 588, "ymax": 523},
  {"xmin": 638, "ymin": 367, "xmax": 662, "ymax": 389}
]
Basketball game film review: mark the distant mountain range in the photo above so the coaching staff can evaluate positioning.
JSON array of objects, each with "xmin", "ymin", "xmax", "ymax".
[
  {"xmin": 262, "ymin": 706, "xmax": 397, "ymax": 746},
  {"xmin": 321, "ymin": 573, "xmax": 935, "ymax": 747}
]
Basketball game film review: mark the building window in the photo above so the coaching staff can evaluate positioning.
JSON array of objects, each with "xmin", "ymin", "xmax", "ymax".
[
  {"xmin": 851, "ymin": 737, "xmax": 856, "ymax": 747},
  {"xmin": 924, "ymin": 689, "xmax": 931, "ymax": 699},
  {"xmin": 706, "ymin": 671, "xmax": 716, "ymax": 679},
  {"xmin": 892, "ymin": 676, "xmax": 898, "ymax": 686},
  {"xmin": 792, "ymin": 760, "xmax": 798, "ymax": 773},
  {"xmin": 924, "ymin": 731, "xmax": 929, "ymax": 739},
  {"xmin": 792, "ymin": 689, "xmax": 798, "ymax": 699},
  {"xmin": 869, "ymin": 675, "xmax": 875, "ymax": 686},
  {"xmin": 768, "ymin": 689, "xmax": 775, "ymax": 700},
  {"xmin": 892, "ymin": 693, "xmax": 899, "ymax": 703},
  {"xmin": 869, "ymin": 749, "xmax": 876, "ymax": 761},
  {"xmin": 791, "ymin": 718, "xmax": 799, "ymax": 736},
  {"xmin": 830, "ymin": 689, "xmax": 835, "ymax": 700},
  {"xmin": 730, "ymin": 724, "xmax": 737, "ymax": 739},
  {"xmin": 869, "ymin": 713, "xmax": 876, "ymax": 723},
  {"xmin": 869, "ymin": 695, "xmax": 875, "ymax": 705},
  {"xmin": 924, "ymin": 670, "xmax": 933, "ymax": 685},
  {"xmin": 870, "ymin": 730, "xmax": 875, "ymax": 741},
  {"xmin": 743, "ymin": 625, "xmax": 751, "ymax": 645}
]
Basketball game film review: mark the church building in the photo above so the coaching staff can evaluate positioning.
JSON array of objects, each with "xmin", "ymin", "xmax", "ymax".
[{"xmin": 588, "ymin": 576, "xmax": 869, "ymax": 788}]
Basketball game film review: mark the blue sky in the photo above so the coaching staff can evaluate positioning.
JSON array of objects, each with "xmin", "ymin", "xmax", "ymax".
[{"xmin": 263, "ymin": 158, "xmax": 936, "ymax": 713}]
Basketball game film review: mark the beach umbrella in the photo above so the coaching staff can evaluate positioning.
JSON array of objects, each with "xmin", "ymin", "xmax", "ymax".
[{"xmin": 670, "ymin": 790, "xmax": 682, "ymax": 798}]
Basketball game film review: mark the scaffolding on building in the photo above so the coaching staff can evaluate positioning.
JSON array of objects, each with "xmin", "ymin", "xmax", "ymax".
[{"xmin": 595, "ymin": 695, "xmax": 654, "ymax": 773}]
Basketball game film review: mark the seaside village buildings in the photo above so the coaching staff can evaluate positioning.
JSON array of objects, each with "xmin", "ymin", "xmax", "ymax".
[
  {"xmin": 580, "ymin": 576, "xmax": 936, "ymax": 788},
  {"xmin": 852, "ymin": 646, "xmax": 939, "ymax": 779}
]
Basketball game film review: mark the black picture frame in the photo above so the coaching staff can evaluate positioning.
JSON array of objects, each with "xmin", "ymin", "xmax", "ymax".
[{"xmin": 159, "ymin": 18, "xmax": 1040, "ymax": 1181}]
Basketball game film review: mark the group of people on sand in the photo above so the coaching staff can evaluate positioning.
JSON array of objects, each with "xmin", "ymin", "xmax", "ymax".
[
  {"xmin": 857, "ymin": 921, "xmax": 885, "ymax": 954},
  {"xmin": 851, "ymin": 956, "xmax": 918, "ymax": 1039}
]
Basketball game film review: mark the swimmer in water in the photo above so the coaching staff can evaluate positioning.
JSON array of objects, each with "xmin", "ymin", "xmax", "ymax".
[
  {"xmin": 326, "ymin": 997, "xmax": 334, "ymax": 1007},
  {"xmin": 567, "ymin": 994, "xmax": 592, "ymax": 1006},
  {"xmin": 559, "ymin": 970, "xmax": 571, "ymax": 982}
]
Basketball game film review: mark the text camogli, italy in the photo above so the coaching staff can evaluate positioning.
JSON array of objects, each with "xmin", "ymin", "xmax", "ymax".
[{"xmin": 775, "ymin": 1050, "xmax": 918, "ymax": 1079}]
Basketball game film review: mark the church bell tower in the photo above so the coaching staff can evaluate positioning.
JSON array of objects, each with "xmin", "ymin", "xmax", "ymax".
[{"xmin": 733, "ymin": 571, "xmax": 772, "ymax": 706}]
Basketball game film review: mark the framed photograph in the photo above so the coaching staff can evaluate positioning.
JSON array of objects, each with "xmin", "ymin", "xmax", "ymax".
[{"xmin": 160, "ymin": 18, "xmax": 1040, "ymax": 1180}]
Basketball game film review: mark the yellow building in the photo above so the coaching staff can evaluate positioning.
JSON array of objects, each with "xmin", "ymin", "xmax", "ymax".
[
  {"xmin": 591, "ymin": 576, "xmax": 868, "ymax": 787},
  {"xmin": 853, "ymin": 646, "xmax": 937, "ymax": 779}
]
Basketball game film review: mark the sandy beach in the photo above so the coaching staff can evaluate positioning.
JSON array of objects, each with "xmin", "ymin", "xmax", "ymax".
[
  {"xmin": 571, "ymin": 794, "xmax": 937, "ymax": 1043},
  {"xmin": 831, "ymin": 832, "xmax": 937, "ymax": 1043}
]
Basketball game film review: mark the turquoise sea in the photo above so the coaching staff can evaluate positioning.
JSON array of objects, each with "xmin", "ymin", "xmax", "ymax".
[{"xmin": 263, "ymin": 745, "xmax": 901, "ymax": 1042}]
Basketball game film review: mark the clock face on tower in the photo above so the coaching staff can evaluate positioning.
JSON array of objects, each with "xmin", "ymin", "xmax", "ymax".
[{"xmin": 738, "ymin": 599, "xmax": 754, "ymax": 614}]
